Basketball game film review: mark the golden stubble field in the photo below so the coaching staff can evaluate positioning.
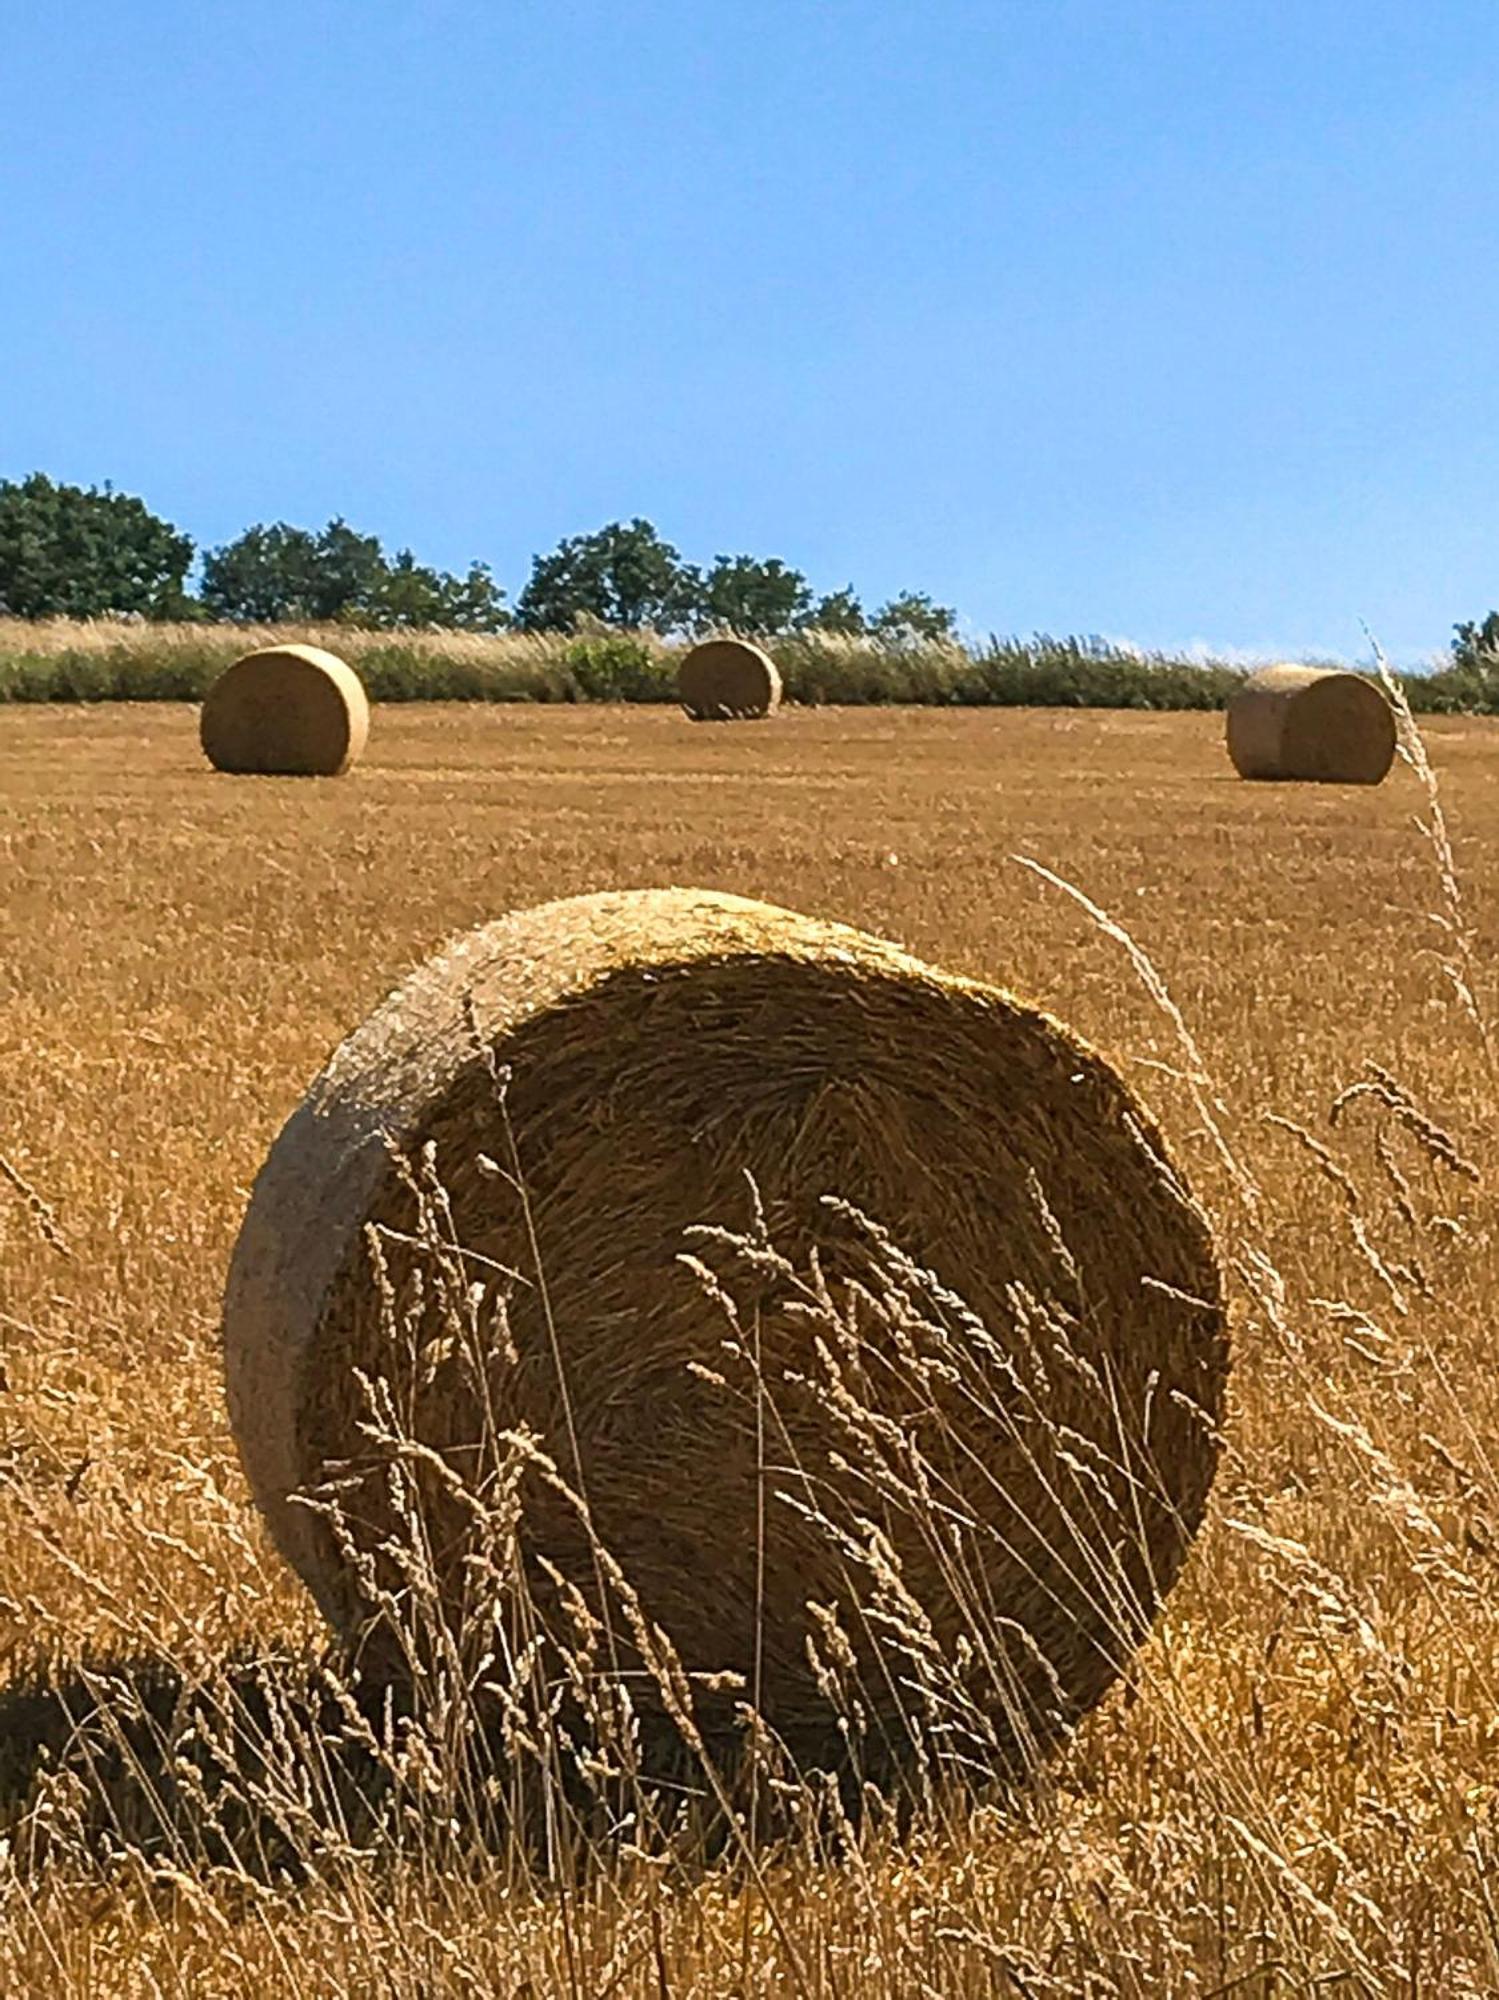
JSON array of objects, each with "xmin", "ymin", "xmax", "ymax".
[{"xmin": 3, "ymin": 700, "xmax": 1499, "ymax": 1995}]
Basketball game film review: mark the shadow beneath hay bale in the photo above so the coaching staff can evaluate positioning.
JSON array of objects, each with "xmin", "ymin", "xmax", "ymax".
[
  {"xmin": 0, "ymin": 1650, "xmax": 396, "ymax": 1877},
  {"xmin": 0, "ymin": 1648, "xmax": 1036, "ymax": 1881}
]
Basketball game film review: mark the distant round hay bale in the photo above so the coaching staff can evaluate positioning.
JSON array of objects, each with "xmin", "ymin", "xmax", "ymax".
[
  {"xmin": 200, "ymin": 645, "xmax": 369, "ymax": 776},
  {"xmin": 223, "ymin": 888, "xmax": 1226, "ymax": 1764},
  {"xmin": 1226, "ymin": 664, "xmax": 1396, "ymax": 784},
  {"xmin": 677, "ymin": 638, "xmax": 782, "ymax": 721}
]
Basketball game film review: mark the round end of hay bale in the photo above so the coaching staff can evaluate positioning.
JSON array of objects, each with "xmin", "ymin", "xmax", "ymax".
[
  {"xmin": 200, "ymin": 645, "xmax": 370, "ymax": 777},
  {"xmin": 1226, "ymin": 664, "xmax": 1395, "ymax": 784},
  {"xmin": 677, "ymin": 639, "xmax": 782, "ymax": 721},
  {"xmin": 223, "ymin": 888, "xmax": 1227, "ymax": 1763}
]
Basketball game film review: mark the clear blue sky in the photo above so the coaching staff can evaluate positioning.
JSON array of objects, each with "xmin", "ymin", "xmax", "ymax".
[{"xmin": 4, "ymin": 0, "xmax": 1497, "ymax": 662}]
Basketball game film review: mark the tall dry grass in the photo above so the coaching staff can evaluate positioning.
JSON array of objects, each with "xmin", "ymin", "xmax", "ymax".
[
  {"xmin": 1, "ymin": 700, "xmax": 1498, "ymax": 1992},
  {"xmin": 0, "ymin": 617, "xmax": 1253, "ymax": 709},
  {"xmin": 4, "ymin": 613, "xmax": 1493, "ymax": 713}
]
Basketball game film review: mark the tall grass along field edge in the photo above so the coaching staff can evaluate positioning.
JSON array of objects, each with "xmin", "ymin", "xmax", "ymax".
[{"xmin": 0, "ymin": 617, "xmax": 1487, "ymax": 711}]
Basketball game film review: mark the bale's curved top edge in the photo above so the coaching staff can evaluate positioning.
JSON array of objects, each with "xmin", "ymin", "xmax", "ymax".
[
  {"xmin": 1232, "ymin": 662, "xmax": 1388, "ymax": 699},
  {"xmin": 313, "ymin": 885, "xmax": 1056, "ymax": 1101},
  {"xmin": 228, "ymin": 641, "xmax": 363, "ymax": 676},
  {"xmin": 298, "ymin": 886, "xmax": 1211, "ymax": 1280},
  {"xmin": 681, "ymin": 636, "xmax": 779, "ymax": 660},
  {"xmin": 217, "ymin": 643, "xmax": 370, "ymax": 711}
]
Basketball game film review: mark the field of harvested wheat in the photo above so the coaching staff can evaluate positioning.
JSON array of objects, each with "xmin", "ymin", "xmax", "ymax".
[{"xmin": 3, "ymin": 700, "xmax": 1499, "ymax": 1995}]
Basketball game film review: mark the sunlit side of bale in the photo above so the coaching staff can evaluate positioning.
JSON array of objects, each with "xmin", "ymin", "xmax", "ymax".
[{"xmin": 200, "ymin": 645, "xmax": 370, "ymax": 776}]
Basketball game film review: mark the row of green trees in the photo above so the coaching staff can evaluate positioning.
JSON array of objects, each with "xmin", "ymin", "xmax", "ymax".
[
  {"xmin": 0, "ymin": 473, "xmax": 956, "ymax": 641},
  {"xmin": 13, "ymin": 470, "xmax": 1499, "ymax": 672},
  {"xmin": 511, "ymin": 519, "xmax": 955, "ymax": 641}
]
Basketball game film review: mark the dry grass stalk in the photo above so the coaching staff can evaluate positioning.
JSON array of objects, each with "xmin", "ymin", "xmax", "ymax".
[
  {"xmin": 677, "ymin": 639, "xmax": 783, "ymax": 721},
  {"xmin": 1225, "ymin": 663, "xmax": 1396, "ymax": 784},
  {"xmin": 222, "ymin": 886, "xmax": 1227, "ymax": 1766},
  {"xmin": 199, "ymin": 644, "xmax": 370, "ymax": 776},
  {"xmin": 0, "ymin": 1150, "xmax": 70, "ymax": 1258}
]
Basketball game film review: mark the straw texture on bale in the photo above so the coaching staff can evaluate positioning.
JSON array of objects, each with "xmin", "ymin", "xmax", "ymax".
[
  {"xmin": 223, "ymin": 888, "xmax": 1227, "ymax": 1761},
  {"xmin": 1226, "ymin": 663, "xmax": 1396, "ymax": 784},
  {"xmin": 677, "ymin": 638, "xmax": 782, "ymax": 721},
  {"xmin": 200, "ymin": 644, "xmax": 370, "ymax": 776}
]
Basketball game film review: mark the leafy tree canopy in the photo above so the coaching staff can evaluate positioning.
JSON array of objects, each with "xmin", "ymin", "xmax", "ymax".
[
  {"xmin": 870, "ymin": 591, "xmax": 959, "ymax": 646},
  {"xmin": 698, "ymin": 554, "xmax": 811, "ymax": 635},
  {"xmin": 199, "ymin": 523, "xmax": 322, "ymax": 623},
  {"xmin": 1452, "ymin": 612, "xmax": 1499, "ymax": 670},
  {"xmin": 1, "ymin": 478, "xmax": 964, "ymax": 647},
  {"xmin": 375, "ymin": 552, "xmax": 509, "ymax": 632},
  {"xmin": 805, "ymin": 586, "xmax": 867, "ymax": 635},
  {"xmin": 0, "ymin": 472, "xmax": 194, "ymax": 620},
  {"xmin": 513, "ymin": 519, "xmax": 698, "ymax": 632},
  {"xmin": 200, "ymin": 518, "xmax": 508, "ymax": 630}
]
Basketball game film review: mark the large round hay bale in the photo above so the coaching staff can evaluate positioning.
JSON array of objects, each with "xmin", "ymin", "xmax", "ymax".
[
  {"xmin": 200, "ymin": 645, "xmax": 369, "ymax": 776},
  {"xmin": 1225, "ymin": 664, "xmax": 1395, "ymax": 784},
  {"xmin": 677, "ymin": 638, "xmax": 782, "ymax": 721},
  {"xmin": 223, "ymin": 888, "xmax": 1226, "ymax": 1764}
]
